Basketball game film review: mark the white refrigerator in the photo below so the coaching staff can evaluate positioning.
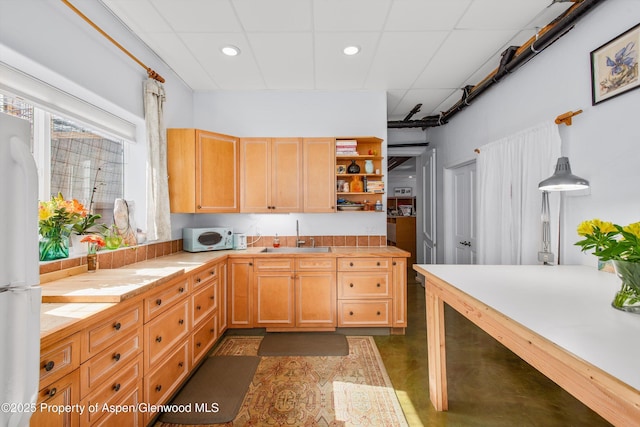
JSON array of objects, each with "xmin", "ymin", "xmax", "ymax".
[{"xmin": 0, "ymin": 113, "xmax": 42, "ymax": 427}]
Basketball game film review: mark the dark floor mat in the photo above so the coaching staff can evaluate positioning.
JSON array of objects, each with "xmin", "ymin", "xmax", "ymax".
[{"xmin": 257, "ymin": 332, "xmax": 349, "ymax": 356}]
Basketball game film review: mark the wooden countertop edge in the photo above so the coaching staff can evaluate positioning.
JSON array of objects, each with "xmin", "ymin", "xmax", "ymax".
[{"xmin": 39, "ymin": 246, "xmax": 410, "ymax": 343}]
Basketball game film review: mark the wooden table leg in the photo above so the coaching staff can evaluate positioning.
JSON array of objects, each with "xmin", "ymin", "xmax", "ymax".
[{"xmin": 426, "ymin": 284, "xmax": 448, "ymax": 410}]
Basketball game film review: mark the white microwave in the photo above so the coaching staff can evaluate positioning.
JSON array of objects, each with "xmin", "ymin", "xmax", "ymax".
[{"xmin": 183, "ymin": 227, "xmax": 234, "ymax": 252}]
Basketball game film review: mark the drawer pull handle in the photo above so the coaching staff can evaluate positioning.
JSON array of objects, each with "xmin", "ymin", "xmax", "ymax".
[
  {"xmin": 179, "ymin": 287, "xmax": 185, "ymax": 293},
  {"xmin": 156, "ymin": 298, "xmax": 162, "ymax": 306},
  {"xmin": 196, "ymin": 342, "xmax": 201, "ymax": 348},
  {"xmin": 209, "ymin": 328, "xmax": 215, "ymax": 333},
  {"xmin": 113, "ymin": 322, "xmax": 122, "ymax": 330},
  {"xmin": 377, "ymin": 311, "xmax": 381, "ymax": 315},
  {"xmin": 393, "ymin": 261, "xmax": 397, "ymax": 266},
  {"xmin": 155, "ymin": 385, "xmax": 162, "ymax": 392},
  {"xmin": 377, "ymin": 262, "xmax": 380, "ymax": 266},
  {"xmin": 113, "ymin": 383, "xmax": 121, "ymax": 392},
  {"xmin": 113, "ymin": 353, "xmax": 121, "ymax": 361},
  {"xmin": 350, "ymin": 262, "xmax": 354, "ymax": 267},
  {"xmin": 178, "ymin": 362, "xmax": 184, "ymax": 368},
  {"xmin": 196, "ymin": 305, "xmax": 201, "ymax": 311},
  {"xmin": 48, "ymin": 388, "xmax": 57, "ymax": 398},
  {"xmin": 196, "ymin": 278, "xmax": 201, "ymax": 283},
  {"xmin": 44, "ymin": 361, "xmax": 55, "ymax": 371},
  {"xmin": 249, "ymin": 262, "xmax": 253, "ymax": 266},
  {"xmin": 179, "ymin": 319, "xmax": 184, "ymax": 325},
  {"xmin": 349, "ymin": 311, "xmax": 354, "ymax": 316},
  {"xmin": 210, "ymin": 270, "xmax": 215, "ymax": 275},
  {"xmin": 349, "ymin": 283, "xmax": 354, "ymax": 288},
  {"xmin": 377, "ymin": 283, "xmax": 381, "ymax": 287},
  {"xmin": 210, "ymin": 295, "xmax": 215, "ymax": 300},
  {"xmin": 156, "ymin": 336, "xmax": 162, "ymax": 343}
]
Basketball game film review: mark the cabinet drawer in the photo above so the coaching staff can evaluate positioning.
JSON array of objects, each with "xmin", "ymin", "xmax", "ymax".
[
  {"xmin": 254, "ymin": 258, "xmax": 294, "ymax": 271},
  {"xmin": 144, "ymin": 340, "xmax": 190, "ymax": 409},
  {"xmin": 32, "ymin": 369, "xmax": 80, "ymax": 427},
  {"xmin": 80, "ymin": 354, "xmax": 143, "ymax": 426},
  {"xmin": 80, "ymin": 327, "xmax": 142, "ymax": 398},
  {"xmin": 83, "ymin": 302, "xmax": 143, "ymax": 361},
  {"xmin": 40, "ymin": 332, "xmax": 80, "ymax": 388},
  {"xmin": 191, "ymin": 280, "xmax": 217, "ymax": 327},
  {"xmin": 296, "ymin": 257, "xmax": 336, "ymax": 271},
  {"xmin": 191, "ymin": 315, "xmax": 218, "ymax": 366},
  {"xmin": 338, "ymin": 257, "xmax": 391, "ymax": 271},
  {"xmin": 89, "ymin": 381, "xmax": 143, "ymax": 427},
  {"xmin": 192, "ymin": 263, "xmax": 217, "ymax": 289},
  {"xmin": 338, "ymin": 300, "xmax": 391, "ymax": 326},
  {"xmin": 337, "ymin": 272, "xmax": 391, "ymax": 298},
  {"xmin": 144, "ymin": 276, "xmax": 189, "ymax": 321},
  {"xmin": 145, "ymin": 299, "xmax": 190, "ymax": 370}
]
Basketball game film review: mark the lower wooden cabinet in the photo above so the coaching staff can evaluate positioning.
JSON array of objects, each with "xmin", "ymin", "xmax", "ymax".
[
  {"xmin": 191, "ymin": 314, "xmax": 218, "ymax": 366},
  {"xmin": 88, "ymin": 381, "xmax": 143, "ymax": 427},
  {"xmin": 296, "ymin": 270, "xmax": 336, "ymax": 328},
  {"xmin": 338, "ymin": 300, "xmax": 391, "ymax": 326},
  {"xmin": 254, "ymin": 269, "xmax": 295, "ymax": 327},
  {"xmin": 31, "ymin": 369, "xmax": 80, "ymax": 427},
  {"xmin": 228, "ymin": 258, "xmax": 254, "ymax": 327}
]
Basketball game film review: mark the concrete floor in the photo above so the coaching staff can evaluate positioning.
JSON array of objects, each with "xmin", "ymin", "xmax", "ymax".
[{"xmin": 373, "ymin": 271, "xmax": 613, "ymax": 427}]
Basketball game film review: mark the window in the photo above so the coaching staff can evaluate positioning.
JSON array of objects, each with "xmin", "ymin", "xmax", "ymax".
[{"xmin": 1, "ymin": 93, "xmax": 125, "ymax": 225}]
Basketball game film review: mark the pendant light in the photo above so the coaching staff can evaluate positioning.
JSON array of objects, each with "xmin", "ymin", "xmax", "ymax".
[{"xmin": 538, "ymin": 157, "xmax": 589, "ymax": 191}]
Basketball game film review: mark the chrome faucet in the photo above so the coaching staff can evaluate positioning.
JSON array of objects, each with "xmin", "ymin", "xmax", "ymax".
[{"xmin": 296, "ymin": 220, "xmax": 305, "ymax": 247}]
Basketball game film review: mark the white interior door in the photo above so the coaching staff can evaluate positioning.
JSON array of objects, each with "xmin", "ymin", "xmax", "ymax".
[
  {"xmin": 452, "ymin": 162, "xmax": 477, "ymax": 264},
  {"xmin": 420, "ymin": 149, "xmax": 436, "ymax": 264}
]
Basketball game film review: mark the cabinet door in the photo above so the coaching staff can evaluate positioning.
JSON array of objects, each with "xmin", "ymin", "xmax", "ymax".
[
  {"xmin": 392, "ymin": 258, "xmax": 408, "ymax": 328},
  {"xmin": 254, "ymin": 271, "xmax": 295, "ymax": 327},
  {"xmin": 240, "ymin": 137, "xmax": 271, "ymax": 212},
  {"xmin": 31, "ymin": 369, "xmax": 80, "ymax": 427},
  {"xmin": 271, "ymin": 137, "xmax": 302, "ymax": 212},
  {"xmin": 196, "ymin": 130, "xmax": 240, "ymax": 213},
  {"xmin": 218, "ymin": 261, "xmax": 228, "ymax": 334},
  {"xmin": 228, "ymin": 258, "xmax": 254, "ymax": 327},
  {"xmin": 296, "ymin": 271, "xmax": 336, "ymax": 327},
  {"xmin": 303, "ymin": 137, "xmax": 335, "ymax": 212}
]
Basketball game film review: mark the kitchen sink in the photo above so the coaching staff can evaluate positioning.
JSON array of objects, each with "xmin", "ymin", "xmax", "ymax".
[{"xmin": 260, "ymin": 247, "xmax": 331, "ymax": 253}]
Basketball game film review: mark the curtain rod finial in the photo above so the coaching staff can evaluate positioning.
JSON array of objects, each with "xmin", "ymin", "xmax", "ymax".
[{"xmin": 147, "ymin": 68, "xmax": 165, "ymax": 83}]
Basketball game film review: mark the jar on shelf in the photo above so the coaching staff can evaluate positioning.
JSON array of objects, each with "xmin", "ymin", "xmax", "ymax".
[
  {"xmin": 351, "ymin": 176, "xmax": 364, "ymax": 192},
  {"xmin": 364, "ymin": 159, "xmax": 374, "ymax": 174},
  {"xmin": 347, "ymin": 160, "xmax": 360, "ymax": 174}
]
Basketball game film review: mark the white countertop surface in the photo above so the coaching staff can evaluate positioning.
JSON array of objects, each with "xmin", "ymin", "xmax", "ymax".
[{"xmin": 415, "ymin": 264, "xmax": 640, "ymax": 391}]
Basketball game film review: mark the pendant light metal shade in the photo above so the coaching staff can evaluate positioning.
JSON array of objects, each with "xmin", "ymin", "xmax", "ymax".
[{"xmin": 538, "ymin": 157, "xmax": 589, "ymax": 191}]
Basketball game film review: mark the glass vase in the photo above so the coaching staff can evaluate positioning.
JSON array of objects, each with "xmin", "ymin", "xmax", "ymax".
[
  {"xmin": 364, "ymin": 159, "xmax": 374, "ymax": 174},
  {"xmin": 611, "ymin": 260, "xmax": 640, "ymax": 313},
  {"xmin": 347, "ymin": 160, "xmax": 360, "ymax": 174},
  {"xmin": 39, "ymin": 234, "xmax": 70, "ymax": 261}
]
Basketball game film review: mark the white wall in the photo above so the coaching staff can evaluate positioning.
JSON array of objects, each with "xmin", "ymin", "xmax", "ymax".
[
  {"xmin": 428, "ymin": 0, "xmax": 640, "ymax": 266},
  {"xmin": 189, "ymin": 91, "xmax": 388, "ymax": 237}
]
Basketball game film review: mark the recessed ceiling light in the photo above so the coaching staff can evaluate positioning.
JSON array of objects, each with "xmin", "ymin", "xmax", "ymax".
[
  {"xmin": 221, "ymin": 46, "xmax": 240, "ymax": 56},
  {"xmin": 343, "ymin": 46, "xmax": 360, "ymax": 56}
]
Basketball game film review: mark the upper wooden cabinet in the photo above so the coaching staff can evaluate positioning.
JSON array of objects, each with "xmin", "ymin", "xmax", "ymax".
[
  {"xmin": 240, "ymin": 137, "xmax": 302, "ymax": 213},
  {"xmin": 303, "ymin": 137, "xmax": 336, "ymax": 213},
  {"xmin": 167, "ymin": 129, "xmax": 240, "ymax": 213}
]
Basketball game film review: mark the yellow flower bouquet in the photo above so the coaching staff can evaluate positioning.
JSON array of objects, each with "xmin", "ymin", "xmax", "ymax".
[
  {"xmin": 576, "ymin": 219, "xmax": 640, "ymax": 312},
  {"xmin": 38, "ymin": 193, "xmax": 87, "ymax": 261}
]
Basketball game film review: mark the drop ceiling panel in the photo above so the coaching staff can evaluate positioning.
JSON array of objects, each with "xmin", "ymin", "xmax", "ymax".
[
  {"xmin": 414, "ymin": 29, "xmax": 515, "ymax": 88},
  {"xmin": 313, "ymin": 0, "xmax": 392, "ymax": 32},
  {"xmin": 365, "ymin": 31, "xmax": 449, "ymax": 89},
  {"xmin": 315, "ymin": 32, "xmax": 379, "ymax": 89},
  {"xmin": 180, "ymin": 33, "xmax": 265, "ymax": 90},
  {"xmin": 102, "ymin": 0, "xmax": 172, "ymax": 33},
  {"xmin": 384, "ymin": 0, "xmax": 472, "ymax": 31},
  {"xmin": 150, "ymin": 0, "xmax": 242, "ymax": 32},
  {"xmin": 386, "ymin": 90, "xmax": 407, "ymax": 115},
  {"xmin": 247, "ymin": 33, "xmax": 314, "ymax": 89},
  {"xmin": 143, "ymin": 32, "xmax": 218, "ymax": 90},
  {"xmin": 457, "ymin": 0, "xmax": 551, "ymax": 29},
  {"xmin": 233, "ymin": 0, "xmax": 312, "ymax": 32}
]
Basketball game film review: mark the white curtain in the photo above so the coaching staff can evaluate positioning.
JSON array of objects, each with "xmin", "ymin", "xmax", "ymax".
[
  {"xmin": 143, "ymin": 78, "xmax": 171, "ymax": 242},
  {"xmin": 476, "ymin": 121, "xmax": 561, "ymax": 264}
]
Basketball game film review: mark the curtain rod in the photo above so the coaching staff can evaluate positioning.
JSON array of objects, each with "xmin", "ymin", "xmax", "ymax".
[
  {"xmin": 474, "ymin": 109, "xmax": 583, "ymax": 154},
  {"xmin": 61, "ymin": 0, "xmax": 165, "ymax": 83}
]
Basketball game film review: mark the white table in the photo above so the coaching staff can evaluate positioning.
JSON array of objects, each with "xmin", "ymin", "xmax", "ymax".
[{"xmin": 413, "ymin": 264, "xmax": 640, "ymax": 426}]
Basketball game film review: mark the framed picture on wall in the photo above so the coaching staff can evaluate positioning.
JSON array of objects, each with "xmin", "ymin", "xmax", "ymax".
[
  {"xmin": 394, "ymin": 187, "xmax": 412, "ymax": 196},
  {"xmin": 590, "ymin": 23, "xmax": 640, "ymax": 105}
]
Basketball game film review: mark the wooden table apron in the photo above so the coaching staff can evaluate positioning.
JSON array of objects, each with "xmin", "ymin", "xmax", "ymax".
[{"xmin": 421, "ymin": 270, "xmax": 640, "ymax": 426}]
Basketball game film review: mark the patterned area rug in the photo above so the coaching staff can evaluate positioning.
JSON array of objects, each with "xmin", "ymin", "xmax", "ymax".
[{"xmin": 156, "ymin": 336, "xmax": 407, "ymax": 426}]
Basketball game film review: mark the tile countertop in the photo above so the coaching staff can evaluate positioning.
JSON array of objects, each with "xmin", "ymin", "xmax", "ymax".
[{"xmin": 40, "ymin": 246, "xmax": 409, "ymax": 339}]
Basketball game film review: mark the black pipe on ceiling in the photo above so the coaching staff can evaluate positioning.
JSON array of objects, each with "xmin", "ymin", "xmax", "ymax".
[{"xmin": 387, "ymin": 0, "xmax": 606, "ymax": 130}]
